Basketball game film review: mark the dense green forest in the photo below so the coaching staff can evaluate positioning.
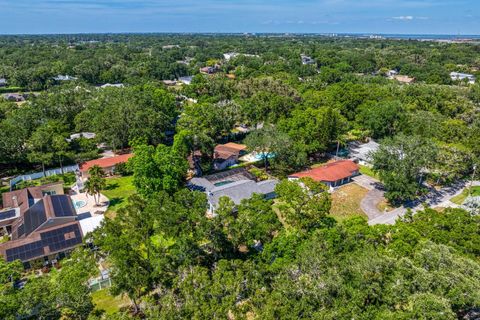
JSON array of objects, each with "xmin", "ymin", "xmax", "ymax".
[{"xmin": 1, "ymin": 34, "xmax": 480, "ymax": 319}]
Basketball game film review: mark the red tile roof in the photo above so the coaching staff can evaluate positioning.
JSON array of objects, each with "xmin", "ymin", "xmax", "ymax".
[
  {"xmin": 289, "ymin": 160, "xmax": 359, "ymax": 182},
  {"xmin": 80, "ymin": 154, "xmax": 133, "ymax": 172}
]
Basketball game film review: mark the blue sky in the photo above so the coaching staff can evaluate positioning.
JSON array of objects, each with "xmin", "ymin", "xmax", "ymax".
[{"xmin": 0, "ymin": 0, "xmax": 478, "ymax": 35}]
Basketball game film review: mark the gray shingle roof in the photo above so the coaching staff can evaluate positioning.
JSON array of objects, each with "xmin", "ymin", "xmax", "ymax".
[{"xmin": 208, "ymin": 179, "xmax": 278, "ymax": 208}]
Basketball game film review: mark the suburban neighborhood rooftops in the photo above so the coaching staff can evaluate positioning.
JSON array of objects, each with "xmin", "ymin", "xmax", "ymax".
[
  {"xmin": 79, "ymin": 153, "xmax": 133, "ymax": 172},
  {"xmin": 289, "ymin": 160, "xmax": 360, "ymax": 182}
]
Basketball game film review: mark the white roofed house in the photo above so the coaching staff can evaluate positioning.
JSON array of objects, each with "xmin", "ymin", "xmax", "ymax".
[
  {"xmin": 450, "ymin": 72, "xmax": 476, "ymax": 84},
  {"xmin": 178, "ymin": 76, "xmax": 193, "ymax": 85},
  {"xmin": 0, "ymin": 78, "xmax": 7, "ymax": 87},
  {"xmin": 53, "ymin": 75, "xmax": 78, "ymax": 81},
  {"xmin": 187, "ymin": 168, "xmax": 278, "ymax": 216}
]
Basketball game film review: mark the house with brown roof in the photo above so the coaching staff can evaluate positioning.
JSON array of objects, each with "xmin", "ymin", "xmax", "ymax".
[
  {"xmin": 80, "ymin": 153, "xmax": 134, "ymax": 177},
  {"xmin": 288, "ymin": 160, "xmax": 360, "ymax": 190},
  {"xmin": 393, "ymin": 75, "xmax": 415, "ymax": 84},
  {"xmin": 0, "ymin": 183, "xmax": 83, "ymax": 267},
  {"xmin": 213, "ymin": 143, "xmax": 247, "ymax": 171}
]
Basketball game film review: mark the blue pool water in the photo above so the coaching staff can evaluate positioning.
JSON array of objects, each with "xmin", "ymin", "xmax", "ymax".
[{"xmin": 73, "ymin": 200, "xmax": 87, "ymax": 210}]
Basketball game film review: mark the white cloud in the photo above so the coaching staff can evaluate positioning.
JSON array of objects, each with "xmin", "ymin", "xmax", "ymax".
[{"xmin": 393, "ymin": 15, "xmax": 414, "ymax": 20}]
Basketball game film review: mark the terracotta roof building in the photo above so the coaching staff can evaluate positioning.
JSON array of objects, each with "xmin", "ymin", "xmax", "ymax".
[
  {"xmin": 213, "ymin": 143, "xmax": 247, "ymax": 171},
  {"xmin": 0, "ymin": 183, "xmax": 83, "ymax": 267},
  {"xmin": 80, "ymin": 153, "xmax": 133, "ymax": 176},
  {"xmin": 289, "ymin": 160, "xmax": 359, "ymax": 190}
]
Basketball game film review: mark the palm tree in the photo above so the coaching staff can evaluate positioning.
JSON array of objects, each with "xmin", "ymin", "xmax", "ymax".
[{"xmin": 84, "ymin": 165, "xmax": 106, "ymax": 206}]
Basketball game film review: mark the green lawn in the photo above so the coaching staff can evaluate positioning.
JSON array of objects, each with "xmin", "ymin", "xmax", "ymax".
[
  {"xmin": 359, "ymin": 165, "xmax": 379, "ymax": 180},
  {"xmin": 91, "ymin": 289, "xmax": 129, "ymax": 315},
  {"xmin": 330, "ymin": 183, "xmax": 369, "ymax": 221},
  {"xmin": 450, "ymin": 186, "xmax": 480, "ymax": 205},
  {"xmin": 102, "ymin": 176, "xmax": 136, "ymax": 215}
]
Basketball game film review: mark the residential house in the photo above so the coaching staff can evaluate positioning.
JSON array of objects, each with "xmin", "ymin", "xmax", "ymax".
[
  {"xmin": 176, "ymin": 57, "xmax": 194, "ymax": 65},
  {"xmin": 213, "ymin": 142, "xmax": 248, "ymax": 171},
  {"xmin": 289, "ymin": 160, "xmax": 360, "ymax": 190},
  {"xmin": 178, "ymin": 76, "xmax": 193, "ymax": 85},
  {"xmin": 53, "ymin": 75, "xmax": 78, "ymax": 81},
  {"xmin": 200, "ymin": 66, "xmax": 218, "ymax": 74},
  {"xmin": 0, "ymin": 183, "xmax": 83, "ymax": 267},
  {"xmin": 386, "ymin": 69, "xmax": 398, "ymax": 78},
  {"xmin": 301, "ymin": 54, "xmax": 316, "ymax": 65},
  {"xmin": 67, "ymin": 132, "xmax": 96, "ymax": 142},
  {"xmin": 224, "ymin": 52, "xmax": 239, "ymax": 61},
  {"xmin": 223, "ymin": 52, "xmax": 260, "ymax": 61},
  {"xmin": 450, "ymin": 72, "xmax": 476, "ymax": 84},
  {"xmin": 99, "ymin": 83, "xmax": 124, "ymax": 89},
  {"xmin": 3, "ymin": 93, "xmax": 25, "ymax": 102},
  {"xmin": 348, "ymin": 140, "xmax": 379, "ymax": 165},
  {"xmin": 188, "ymin": 168, "xmax": 278, "ymax": 215},
  {"xmin": 0, "ymin": 78, "xmax": 7, "ymax": 87},
  {"xmin": 162, "ymin": 80, "xmax": 177, "ymax": 86},
  {"xmin": 393, "ymin": 75, "xmax": 415, "ymax": 84},
  {"xmin": 79, "ymin": 153, "xmax": 134, "ymax": 177}
]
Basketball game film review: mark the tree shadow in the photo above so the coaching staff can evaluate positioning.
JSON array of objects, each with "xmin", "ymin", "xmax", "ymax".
[
  {"xmin": 104, "ymin": 183, "xmax": 120, "ymax": 190},
  {"xmin": 108, "ymin": 197, "xmax": 124, "ymax": 207}
]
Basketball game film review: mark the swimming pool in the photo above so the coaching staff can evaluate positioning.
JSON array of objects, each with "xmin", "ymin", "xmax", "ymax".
[
  {"xmin": 214, "ymin": 180, "xmax": 234, "ymax": 187},
  {"xmin": 73, "ymin": 200, "xmax": 87, "ymax": 210}
]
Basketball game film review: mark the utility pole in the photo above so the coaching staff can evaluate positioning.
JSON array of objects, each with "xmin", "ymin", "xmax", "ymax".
[{"xmin": 469, "ymin": 164, "xmax": 477, "ymax": 197}]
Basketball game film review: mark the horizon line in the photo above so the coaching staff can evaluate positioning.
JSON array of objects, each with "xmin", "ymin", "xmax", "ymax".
[{"xmin": 0, "ymin": 32, "xmax": 479, "ymax": 37}]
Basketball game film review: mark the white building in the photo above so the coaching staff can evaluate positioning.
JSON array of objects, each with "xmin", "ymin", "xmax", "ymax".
[{"xmin": 450, "ymin": 72, "xmax": 476, "ymax": 84}]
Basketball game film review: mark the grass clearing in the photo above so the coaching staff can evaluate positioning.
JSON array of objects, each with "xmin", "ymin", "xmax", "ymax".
[
  {"xmin": 102, "ymin": 175, "xmax": 136, "ymax": 216},
  {"xmin": 91, "ymin": 289, "xmax": 130, "ymax": 315},
  {"xmin": 359, "ymin": 165, "xmax": 379, "ymax": 180},
  {"xmin": 450, "ymin": 186, "xmax": 480, "ymax": 205},
  {"xmin": 376, "ymin": 198, "xmax": 394, "ymax": 213},
  {"xmin": 330, "ymin": 183, "xmax": 369, "ymax": 221}
]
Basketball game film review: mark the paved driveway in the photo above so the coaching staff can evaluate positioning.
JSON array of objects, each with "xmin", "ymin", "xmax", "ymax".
[
  {"xmin": 352, "ymin": 175, "xmax": 381, "ymax": 191},
  {"xmin": 368, "ymin": 181, "xmax": 468, "ymax": 225}
]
